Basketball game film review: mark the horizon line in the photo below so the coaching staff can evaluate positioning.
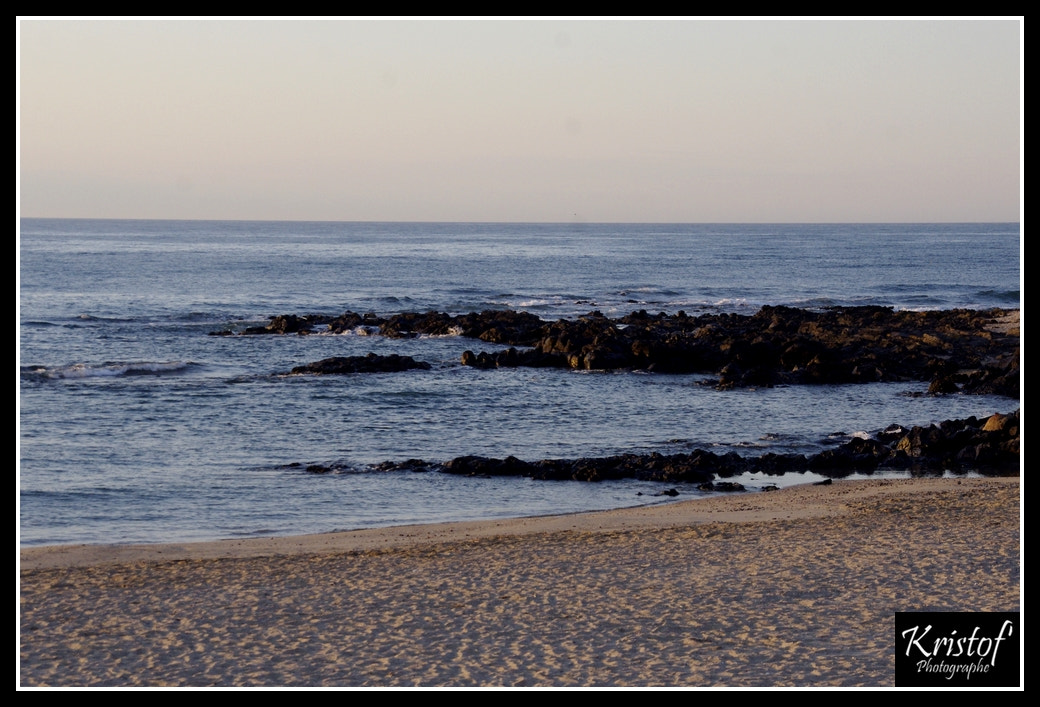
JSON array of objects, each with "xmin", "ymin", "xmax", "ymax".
[{"xmin": 18, "ymin": 216, "xmax": 1023, "ymax": 226}]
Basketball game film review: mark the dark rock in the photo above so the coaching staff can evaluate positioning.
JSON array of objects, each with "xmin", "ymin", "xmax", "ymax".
[
  {"xmin": 462, "ymin": 305, "xmax": 1019, "ymax": 392},
  {"xmin": 747, "ymin": 453, "xmax": 808, "ymax": 474},
  {"xmin": 223, "ymin": 305, "xmax": 1018, "ymax": 396},
  {"xmin": 442, "ymin": 455, "xmax": 535, "ymax": 477},
  {"xmin": 809, "ymin": 409, "xmax": 1021, "ymax": 475},
  {"xmin": 698, "ymin": 481, "xmax": 747, "ymax": 493},
  {"xmin": 809, "ymin": 437, "xmax": 889, "ymax": 472},
  {"xmin": 370, "ymin": 459, "xmax": 435, "ymax": 473},
  {"xmin": 287, "ymin": 409, "xmax": 1017, "ymax": 493},
  {"xmin": 928, "ymin": 374, "xmax": 961, "ymax": 394},
  {"xmin": 242, "ymin": 313, "xmax": 331, "ymax": 335},
  {"xmin": 289, "ymin": 353, "xmax": 431, "ymax": 375}
]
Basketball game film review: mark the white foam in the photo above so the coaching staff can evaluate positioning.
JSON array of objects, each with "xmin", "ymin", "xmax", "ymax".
[{"xmin": 44, "ymin": 361, "xmax": 189, "ymax": 379}]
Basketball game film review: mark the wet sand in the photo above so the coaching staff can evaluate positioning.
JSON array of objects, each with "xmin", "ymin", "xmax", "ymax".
[{"xmin": 19, "ymin": 477, "xmax": 1020, "ymax": 687}]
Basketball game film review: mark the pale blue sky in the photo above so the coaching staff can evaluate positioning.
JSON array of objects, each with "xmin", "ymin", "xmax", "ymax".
[{"xmin": 17, "ymin": 18, "xmax": 1022, "ymax": 222}]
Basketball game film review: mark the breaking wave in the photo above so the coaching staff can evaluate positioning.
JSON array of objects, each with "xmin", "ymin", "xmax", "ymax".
[{"xmin": 21, "ymin": 360, "xmax": 194, "ymax": 381}]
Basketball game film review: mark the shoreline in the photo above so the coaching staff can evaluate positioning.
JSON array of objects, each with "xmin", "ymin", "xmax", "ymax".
[
  {"xmin": 17, "ymin": 475, "xmax": 1018, "ymax": 570},
  {"xmin": 20, "ymin": 477, "xmax": 1021, "ymax": 687}
]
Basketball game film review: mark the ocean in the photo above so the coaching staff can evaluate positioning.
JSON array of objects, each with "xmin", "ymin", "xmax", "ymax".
[{"xmin": 18, "ymin": 220, "xmax": 1021, "ymax": 547}]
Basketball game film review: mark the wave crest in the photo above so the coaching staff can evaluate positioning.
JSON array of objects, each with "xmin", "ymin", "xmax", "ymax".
[{"xmin": 22, "ymin": 360, "xmax": 192, "ymax": 380}]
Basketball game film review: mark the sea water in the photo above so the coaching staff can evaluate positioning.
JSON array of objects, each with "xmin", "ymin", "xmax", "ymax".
[{"xmin": 18, "ymin": 220, "xmax": 1021, "ymax": 546}]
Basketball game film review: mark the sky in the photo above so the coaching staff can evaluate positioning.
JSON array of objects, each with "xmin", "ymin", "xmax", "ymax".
[{"xmin": 17, "ymin": 18, "xmax": 1023, "ymax": 223}]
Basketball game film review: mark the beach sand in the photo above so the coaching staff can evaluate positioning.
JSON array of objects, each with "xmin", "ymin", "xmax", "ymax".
[{"xmin": 19, "ymin": 477, "xmax": 1020, "ymax": 688}]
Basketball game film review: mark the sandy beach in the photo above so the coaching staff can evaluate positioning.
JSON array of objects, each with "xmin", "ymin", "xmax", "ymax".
[{"xmin": 19, "ymin": 477, "xmax": 1020, "ymax": 688}]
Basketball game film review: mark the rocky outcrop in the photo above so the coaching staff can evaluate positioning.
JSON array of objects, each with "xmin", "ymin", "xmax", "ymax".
[
  {"xmin": 288, "ymin": 353, "xmax": 431, "ymax": 375},
  {"xmin": 245, "ymin": 314, "xmax": 330, "ymax": 335},
  {"xmin": 215, "ymin": 305, "xmax": 1018, "ymax": 396},
  {"xmin": 295, "ymin": 410, "xmax": 1019, "ymax": 482},
  {"xmin": 216, "ymin": 309, "xmax": 546, "ymax": 344},
  {"xmin": 465, "ymin": 306, "xmax": 1019, "ymax": 397}
]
